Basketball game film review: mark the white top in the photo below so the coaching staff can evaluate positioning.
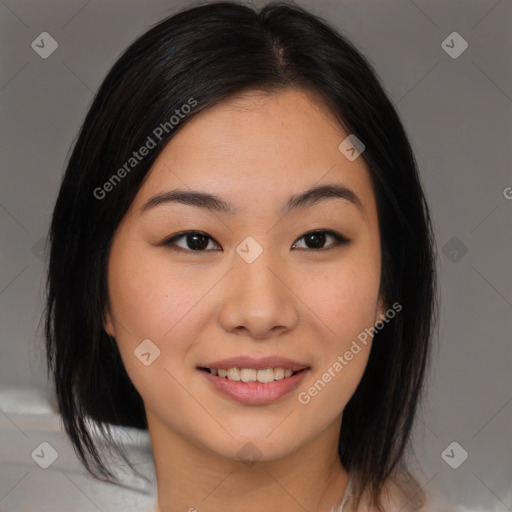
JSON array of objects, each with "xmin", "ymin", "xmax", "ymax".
[
  {"xmin": 152, "ymin": 476, "xmax": 355, "ymax": 512},
  {"xmin": 0, "ymin": 388, "xmax": 499, "ymax": 512},
  {"xmin": 330, "ymin": 475, "xmax": 355, "ymax": 512}
]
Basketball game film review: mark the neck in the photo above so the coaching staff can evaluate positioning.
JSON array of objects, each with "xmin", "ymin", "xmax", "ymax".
[{"xmin": 148, "ymin": 412, "xmax": 349, "ymax": 512}]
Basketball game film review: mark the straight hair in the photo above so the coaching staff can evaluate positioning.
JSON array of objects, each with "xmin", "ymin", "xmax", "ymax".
[{"xmin": 44, "ymin": 2, "xmax": 437, "ymax": 510}]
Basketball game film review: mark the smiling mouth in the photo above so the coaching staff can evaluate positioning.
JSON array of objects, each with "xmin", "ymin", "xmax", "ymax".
[{"xmin": 198, "ymin": 367, "xmax": 306, "ymax": 383}]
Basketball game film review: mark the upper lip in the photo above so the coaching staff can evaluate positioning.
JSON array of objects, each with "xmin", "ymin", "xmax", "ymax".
[{"xmin": 198, "ymin": 356, "xmax": 309, "ymax": 372}]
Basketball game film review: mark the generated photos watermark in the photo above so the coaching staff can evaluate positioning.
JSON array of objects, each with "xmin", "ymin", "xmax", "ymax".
[
  {"xmin": 297, "ymin": 302, "xmax": 402, "ymax": 405},
  {"xmin": 93, "ymin": 97, "xmax": 198, "ymax": 200}
]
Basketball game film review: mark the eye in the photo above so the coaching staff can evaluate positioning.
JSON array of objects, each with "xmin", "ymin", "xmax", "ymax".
[
  {"xmin": 162, "ymin": 229, "xmax": 350, "ymax": 253},
  {"xmin": 163, "ymin": 231, "xmax": 221, "ymax": 252},
  {"xmin": 291, "ymin": 230, "xmax": 350, "ymax": 250}
]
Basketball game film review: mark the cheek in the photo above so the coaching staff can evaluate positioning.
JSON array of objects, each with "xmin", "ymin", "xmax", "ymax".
[
  {"xmin": 292, "ymin": 251, "xmax": 380, "ymax": 409},
  {"xmin": 106, "ymin": 256, "xmax": 189, "ymax": 415},
  {"xmin": 105, "ymin": 246, "xmax": 218, "ymax": 397},
  {"xmin": 294, "ymin": 262, "xmax": 379, "ymax": 424},
  {"xmin": 301, "ymin": 254, "xmax": 381, "ymax": 342},
  {"xmin": 107, "ymin": 246, "xmax": 205, "ymax": 341}
]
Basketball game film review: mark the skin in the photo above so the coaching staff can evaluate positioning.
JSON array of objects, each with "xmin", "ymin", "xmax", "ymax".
[{"xmin": 104, "ymin": 88, "xmax": 386, "ymax": 512}]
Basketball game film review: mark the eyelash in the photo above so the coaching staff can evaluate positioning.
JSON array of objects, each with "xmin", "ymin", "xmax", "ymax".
[{"xmin": 162, "ymin": 230, "xmax": 350, "ymax": 253}]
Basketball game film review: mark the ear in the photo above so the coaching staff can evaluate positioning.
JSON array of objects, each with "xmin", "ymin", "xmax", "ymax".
[
  {"xmin": 103, "ymin": 308, "xmax": 116, "ymax": 337},
  {"xmin": 375, "ymin": 294, "xmax": 387, "ymax": 325}
]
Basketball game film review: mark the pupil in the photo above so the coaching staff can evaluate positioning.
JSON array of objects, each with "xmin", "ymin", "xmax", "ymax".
[
  {"xmin": 188, "ymin": 233, "xmax": 209, "ymax": 250},
  {"xmin": 306, "ymin": 232, "xmax": 326, "ymax": 249}
]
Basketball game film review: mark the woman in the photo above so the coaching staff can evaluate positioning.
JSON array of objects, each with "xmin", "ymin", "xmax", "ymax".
[{"xmin": 45, "ymin": 2, "xmax": 438, "ymax": 511}]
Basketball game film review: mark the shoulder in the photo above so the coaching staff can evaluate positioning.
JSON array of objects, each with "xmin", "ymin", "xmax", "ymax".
[
  {"xmin": 377, "ymin": 476, "xmax": 468, "ymax": 512},
  {"xmin": 371, "ymin": 476, "xmax": 448, "ymax": 512},
  {"xmin": 341, "ymin": 473, "xmax": 468, "ymax": 512},
  {"xmin": 378, "ymin": 476, "xmax": 428, "ymax": 511}
]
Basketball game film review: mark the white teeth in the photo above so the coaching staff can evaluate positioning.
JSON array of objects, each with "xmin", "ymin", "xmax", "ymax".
[
  {"xmin": 256, "ymin": 368, "xmax": 275, "ymax": 383},
  {"xmin": 227, "ymin": 368, "xmax": 241, "ymax": 381},
  {"xmin": 208, "ymin": 367, "xmax": 300, "ymax": 383},
  {"xmin": 240, "ymin": 368, "xmax": 257, "ymax": 382},
  {"xmin": 274, "ymin": 368, "xmax": 285, "ymax": 380}
]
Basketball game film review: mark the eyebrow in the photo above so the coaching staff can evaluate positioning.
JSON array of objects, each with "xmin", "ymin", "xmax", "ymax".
[{"xmin": 139, "ymin": 183, "xmax": 363, "ymax": 216}]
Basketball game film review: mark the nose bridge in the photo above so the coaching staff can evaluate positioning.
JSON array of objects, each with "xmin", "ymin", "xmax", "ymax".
[
  {"xmin": 218, "ymin": 235, "xmax": 298, "ymax": 337},
  {"xmin": 235, "ymin": 235, "xmax": 286, "ymax": 304}
]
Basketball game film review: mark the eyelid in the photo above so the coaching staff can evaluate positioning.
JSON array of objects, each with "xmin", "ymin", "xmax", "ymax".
[
  {"xmin": 291, "ymin": 230, "xmax": 350, "ymax": 250},
  {"xmin": 162, "ymin": 229, "xmax": 350, "ymax": 252},
  {"xmin": 163, "ymin": 231, "xmax": 221, "ymax": 252}
]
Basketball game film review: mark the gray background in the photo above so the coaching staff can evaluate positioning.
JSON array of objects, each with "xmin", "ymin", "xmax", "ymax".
[{"xmin": 1, "ymin": 0, "xmax": 511, "ymax": 510}]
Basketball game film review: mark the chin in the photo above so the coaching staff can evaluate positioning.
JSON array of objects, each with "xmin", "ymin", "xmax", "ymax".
[{"xmin": 203, "ymin": 432, "xmax": 304, "ymax": 465}]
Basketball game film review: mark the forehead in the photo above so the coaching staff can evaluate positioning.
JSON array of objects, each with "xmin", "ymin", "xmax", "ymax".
[{"xmin": 128, "ymin": 88, "xmax": 375, "ymax": 218}]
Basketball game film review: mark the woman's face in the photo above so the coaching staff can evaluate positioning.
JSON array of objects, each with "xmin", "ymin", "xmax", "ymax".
[{"xmin": 105, "ymin": 88, "xmax": 384, "ymax": 462}]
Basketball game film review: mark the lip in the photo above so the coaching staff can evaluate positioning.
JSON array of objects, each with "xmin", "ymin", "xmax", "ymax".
[
  {"xmin": 198, "ymin": 367, "xmax": 310, "ymax": 405},
  {"xmin": 198, "ymin": 356, "xmax": 308, "ymax": 372}
]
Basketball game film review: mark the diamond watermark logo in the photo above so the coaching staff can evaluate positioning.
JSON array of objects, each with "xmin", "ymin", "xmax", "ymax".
[
  {"xmin": 441, "ymin": 32, "xmax": 468, "ymax": 59},
  {"xmin": 441, "ymin": 441, "xmax": 468, "ymax": 469},
  {"xmin": 338, "ymin": 134, "xmax": 365, "ymax": 161},
  {"xmin": 236, "ymin": 236, "xmax": 263, "ymax": 264},
  {"xmin": 134, "ymin": 338, "xmax": 161, "ymax": 366},
  {"xmin": 31, "ymin": 32, "xmax": 58, "ymax": 59},
  {"xmin": 31, "ymin": 441, "xmax": 59, "ymax": 469},
  {"xmin": 442, "ymin": 236, "xmax": 468, "ymax": 263},
  {"xmin": 236, "ymin": 442, "xmax": 262, "ymax": 468}
]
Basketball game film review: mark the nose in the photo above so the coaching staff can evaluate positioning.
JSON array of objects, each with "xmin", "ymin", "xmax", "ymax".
[{"xmin": 217, "ymin": 244, "xmax": 300, "ymax": 340}]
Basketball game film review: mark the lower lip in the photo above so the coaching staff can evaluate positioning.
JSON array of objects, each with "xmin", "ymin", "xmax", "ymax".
[{"xmin": 198, "ymin": 368, "xmax": 309, "ymax": 405}]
